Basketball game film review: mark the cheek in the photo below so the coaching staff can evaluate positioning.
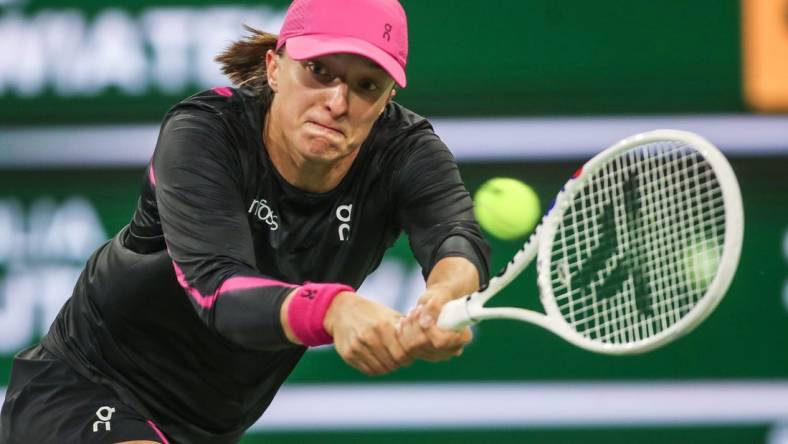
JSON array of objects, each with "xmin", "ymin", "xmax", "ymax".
[
  {"xmin": 276, "ymin": 74, "xmax": 310, "ymax": 116},
  {"xmin": 279, "ymin": 95, "xmax": 309, "ymax": 132},
  {"xmin": 348, "ymin": 102, "xmax": 385, "ymax": 139}
]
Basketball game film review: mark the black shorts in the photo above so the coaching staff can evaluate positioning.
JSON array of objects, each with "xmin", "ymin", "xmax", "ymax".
[{"xmin": 1, "ymin": 344, "xmax": 170, "ymax": 444}]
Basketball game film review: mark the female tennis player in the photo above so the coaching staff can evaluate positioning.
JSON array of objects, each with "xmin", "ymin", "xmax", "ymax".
[{"xmin": 0, "ymin": 0, "xmax": 490, "ymax": 442}]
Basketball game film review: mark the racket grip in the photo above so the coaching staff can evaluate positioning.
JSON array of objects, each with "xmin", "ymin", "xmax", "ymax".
[{"xmin": 437, "ymin": 297, "xmax": 475, "ymax": 331}]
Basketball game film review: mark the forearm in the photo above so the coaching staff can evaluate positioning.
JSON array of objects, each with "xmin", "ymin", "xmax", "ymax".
[
  {"xmin": 209, "ymin": 282, "xmax": 296, "ymax": 350},
  {"xmin": 279, "ymin": 289, "xmax": 302, "ymax": 344},
  {"xmin": 424, "ymin": 256, "xmax": 480, "ymax": 301}
]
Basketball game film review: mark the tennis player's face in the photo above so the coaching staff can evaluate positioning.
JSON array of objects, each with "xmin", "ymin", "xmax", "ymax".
[{"xmin": 267, "ymin": 50, "xmax": 395, "ymax": 164}]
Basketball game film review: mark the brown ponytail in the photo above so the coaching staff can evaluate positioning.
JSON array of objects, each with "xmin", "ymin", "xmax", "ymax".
[{"xmin": 215, "ymin": 25, "xmax": 278, "ymax": 96}]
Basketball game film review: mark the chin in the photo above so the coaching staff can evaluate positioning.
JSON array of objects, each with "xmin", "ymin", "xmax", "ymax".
[
  {"xmin": 302, "ymin": 152, "xmax": 337, "ymax": 164},
  {"xmin": 301, "ymin": 137, "xmax": 347, "ymax": 162}
]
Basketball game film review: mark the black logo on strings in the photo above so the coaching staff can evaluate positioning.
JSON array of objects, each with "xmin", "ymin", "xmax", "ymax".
[
  {"xmin": 382, "ymin": 24, "xmax": 392, "ymax": 41},
  {"xmin": 568, "ymin": 171, "xmax": 654, "ymax": 316}
]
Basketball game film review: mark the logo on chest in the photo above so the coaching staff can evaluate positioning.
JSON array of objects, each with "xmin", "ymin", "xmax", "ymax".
[
  {"xmin": 336, "ymin": 204, "xmax": 353, "ymax": 241},
  {"xmin": 249, "ymin": 198, "xmax": 279, "ymax": 231},
  {"xmin": 92, "ymin": 406, "xmax": 115, "ymax": 432}
]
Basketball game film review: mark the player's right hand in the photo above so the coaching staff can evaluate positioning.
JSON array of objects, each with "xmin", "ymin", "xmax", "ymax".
[{"xmin": 324, "ymin": 292, "xmax": 413, "ymax": 376}]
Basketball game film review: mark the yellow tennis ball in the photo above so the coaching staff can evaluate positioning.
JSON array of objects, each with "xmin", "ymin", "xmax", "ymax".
[{"xmin": 474, "ymin": 178, "xmax": 541, "ymax": 240}]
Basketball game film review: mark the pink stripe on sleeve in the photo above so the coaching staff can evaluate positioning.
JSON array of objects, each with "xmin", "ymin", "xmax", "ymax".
[
  {"xmin": 147, "ymin": 420, "xmax": 170, "ymax": 444},
  {"xmin": 171, "ymin": 260, "xmax": 296, "ymax": 308}
]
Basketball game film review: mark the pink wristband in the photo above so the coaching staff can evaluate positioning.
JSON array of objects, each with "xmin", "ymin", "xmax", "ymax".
[{"xmin": 287, "ymin": 282, "xmax": 353, "ymax": 347}]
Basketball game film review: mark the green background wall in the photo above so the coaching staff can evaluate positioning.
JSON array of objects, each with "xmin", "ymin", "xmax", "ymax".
[{"xmin": 0, "ymin": 0, "xmax": 743, "ymax": 124}]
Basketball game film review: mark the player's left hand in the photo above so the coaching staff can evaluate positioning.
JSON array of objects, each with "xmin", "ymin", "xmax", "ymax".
[{"xmin": 396, "ymin": 288, "xmax": 472, "ymax": 362}]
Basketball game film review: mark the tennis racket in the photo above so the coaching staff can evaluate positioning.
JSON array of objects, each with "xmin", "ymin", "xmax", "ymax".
[{"xmin": 438, "ymin": 129, "xmax": 744, "ymax": 354}]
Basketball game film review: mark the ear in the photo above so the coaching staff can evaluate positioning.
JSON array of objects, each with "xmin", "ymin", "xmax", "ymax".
[
  {"xmin": 265, "ymin": 49, "xmax": 279, "ymax": 92},
  {"xmin": 380, "ymin": 87, "xmax": 396, "ymax": 115}
]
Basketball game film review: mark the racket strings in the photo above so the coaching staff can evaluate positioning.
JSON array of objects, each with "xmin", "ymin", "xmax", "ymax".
[
  {"xmin": 611, "ymin": 144, "xmax": 723, "ymax": 341},
  {"xmin": 600, "ymin": 145, "xmax": 723, "ymax": 343},
  {"xmin": 549, "ymin": 141, "xmax": 726, "ymax": 344},
  {"xmin": 555, "ymin": 169, "xmax": 722, "ymax": 251}
]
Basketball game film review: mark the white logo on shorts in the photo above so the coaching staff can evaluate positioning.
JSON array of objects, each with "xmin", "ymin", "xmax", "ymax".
[{"xmin": 92, "ymin": 405, "xmax": 115, "ymax": 432}]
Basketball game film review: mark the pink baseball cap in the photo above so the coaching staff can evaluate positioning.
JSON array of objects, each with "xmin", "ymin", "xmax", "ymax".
[{"xmin": 276, "ymin": 0, "xmax": 409, "ymax": 87}]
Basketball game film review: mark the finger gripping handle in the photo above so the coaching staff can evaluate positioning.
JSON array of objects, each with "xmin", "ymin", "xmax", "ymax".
[{"xmin": 437, "ymin": 297, "xmax": 475, "ymax": 331}]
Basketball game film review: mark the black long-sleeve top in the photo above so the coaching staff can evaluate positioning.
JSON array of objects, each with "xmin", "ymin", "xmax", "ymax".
[{"xmin": 42, "ymin": 86, "xmax": 490, "ymax": 443}]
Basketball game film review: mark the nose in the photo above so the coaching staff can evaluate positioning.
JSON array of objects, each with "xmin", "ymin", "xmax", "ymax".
[{"xmin": 324, "ymin": 82, "xmax": 349, "ymax": 117}]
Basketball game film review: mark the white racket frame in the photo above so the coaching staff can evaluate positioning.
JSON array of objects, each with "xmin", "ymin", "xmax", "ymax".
[{"xmin": 437, "ymin": 129, "xmax": 744, "ymax": 354}]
